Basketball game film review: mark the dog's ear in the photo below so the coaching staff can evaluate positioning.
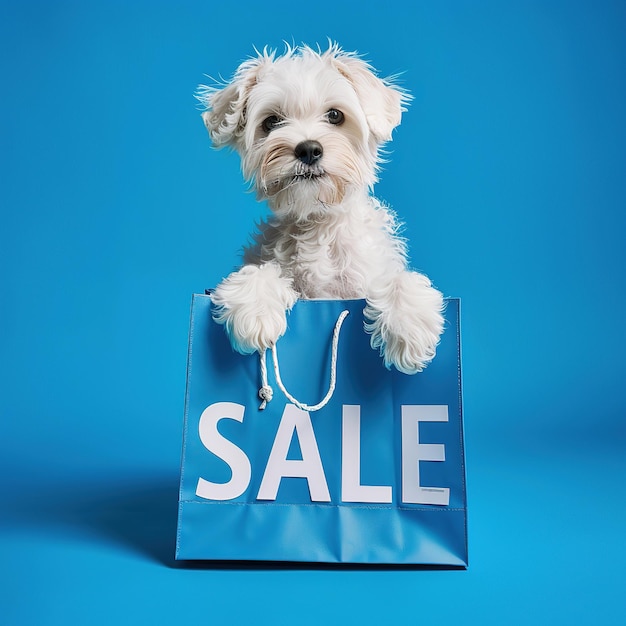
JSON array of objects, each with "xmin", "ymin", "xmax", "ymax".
[
  {"xmin": 197, "ymin": 55, "xmax": 268, "ymax": 149},
  {"xmin": 331, "ymin": 52, "xmax": 409, "ymax": 144},
  {"xmin": 199, "ymin": 82, "xmax": 245, "ymax": 148}
]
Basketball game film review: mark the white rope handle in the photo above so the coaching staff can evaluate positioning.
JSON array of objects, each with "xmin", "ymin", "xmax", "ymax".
[{"xmin": 258, "ymin": 310, "xmax": 350, "ymax": 412}]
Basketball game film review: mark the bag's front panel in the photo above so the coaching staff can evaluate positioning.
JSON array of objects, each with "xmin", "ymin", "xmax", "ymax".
[{"xmin": 177, "ymin": 296, "xmax": 467, "ymax": 565}]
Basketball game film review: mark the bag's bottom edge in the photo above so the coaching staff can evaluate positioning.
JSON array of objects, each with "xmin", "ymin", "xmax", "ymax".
[{"xmin": 172, "ymin": 557, "xmax": 468, "ymax": 571}]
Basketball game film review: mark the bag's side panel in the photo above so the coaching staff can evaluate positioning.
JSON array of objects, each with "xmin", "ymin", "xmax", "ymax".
[
  {"xmin": 389, "ymin": 298, "xmax": 467, "ymax": 566},
  {"xmin": 175, "ymin": 294, "xmax": 199, "ymax": 560}
]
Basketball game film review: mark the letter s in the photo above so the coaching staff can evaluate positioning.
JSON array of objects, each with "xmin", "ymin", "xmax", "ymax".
[{"xmin": 195, "ymin": 402, "xmax": 251, "ymax": 501}]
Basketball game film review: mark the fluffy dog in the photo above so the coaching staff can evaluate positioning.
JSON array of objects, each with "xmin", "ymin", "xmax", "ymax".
[{"xmin": 198, "ymin": 44, "xmax": 444, "ymax": 374}]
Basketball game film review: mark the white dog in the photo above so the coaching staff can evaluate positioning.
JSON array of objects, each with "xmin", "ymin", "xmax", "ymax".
[{"xmin": 198, "ymin": 44, "xmax": 444, "ymax": 374}]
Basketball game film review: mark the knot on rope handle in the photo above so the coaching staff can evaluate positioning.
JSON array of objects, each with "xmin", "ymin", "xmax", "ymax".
[
  {"xmin": 258, "ymin": 385, "xmax": 273, "ymax": 410},
  {"xmin": 258, "ymin": 309, "xmax": 350, "ymax": 412}
]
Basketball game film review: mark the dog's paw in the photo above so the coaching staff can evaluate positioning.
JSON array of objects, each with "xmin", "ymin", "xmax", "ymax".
[
  {"xmin": 364, "ymin": 271, "xmax": 445, "ymax": 374},
  {"xmin": 211, "ymin": 263, "xmax": 298, "ymax": 354}
]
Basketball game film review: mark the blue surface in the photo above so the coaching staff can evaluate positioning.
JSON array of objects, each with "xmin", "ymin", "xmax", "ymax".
[{"xmin": 1, "ymin": 0, "xmax": 625, "ymax": 624}]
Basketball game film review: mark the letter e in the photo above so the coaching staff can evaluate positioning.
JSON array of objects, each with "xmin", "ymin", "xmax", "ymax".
[{"xmin": 401, "ymin": 405, "xmax": 450, "ymax": 506}]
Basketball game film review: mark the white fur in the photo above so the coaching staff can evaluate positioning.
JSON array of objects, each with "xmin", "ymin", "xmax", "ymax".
[{"xmin": 199, "ymin": 44, "xmax": 444, "ymax": 374}]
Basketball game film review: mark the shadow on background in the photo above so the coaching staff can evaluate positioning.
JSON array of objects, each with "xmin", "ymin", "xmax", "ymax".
[
  {"xmin": 2, "ymin": 470, "xmax": 470, "ymax": 571},
  {"xmin": 3, "ymin": 471, "xmax": 181, "ymax": 567}
]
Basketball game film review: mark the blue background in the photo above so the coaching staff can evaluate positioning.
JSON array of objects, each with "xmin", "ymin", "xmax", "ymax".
[{"xmin": 1, "ymin": 0, "xmax": 624, "ymax": 624}]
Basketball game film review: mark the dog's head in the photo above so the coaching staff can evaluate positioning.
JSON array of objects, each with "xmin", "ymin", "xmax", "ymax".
[{"xmin": 198, "ymin": 44, "xmax": 409, "ymax": 218}]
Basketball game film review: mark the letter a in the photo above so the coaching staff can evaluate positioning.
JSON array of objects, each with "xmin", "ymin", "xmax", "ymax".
[{"xmin": 258, "ymin": 405, "xmax": 331, "ymax": 502}]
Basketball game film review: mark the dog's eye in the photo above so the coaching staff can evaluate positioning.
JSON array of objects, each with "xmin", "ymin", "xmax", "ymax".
[
  {"xmin": 262, "ymin": 115, "xmax": 282, "ymax": 133},
  {"xmin": 326, "ymin": 109, "xmax": 345, "ymax": 125}
]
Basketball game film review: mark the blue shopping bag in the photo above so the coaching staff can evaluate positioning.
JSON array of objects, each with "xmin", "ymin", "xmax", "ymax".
[{"xmin": 176, "ymin": 295, "xmax": 467, "ymax": 565}]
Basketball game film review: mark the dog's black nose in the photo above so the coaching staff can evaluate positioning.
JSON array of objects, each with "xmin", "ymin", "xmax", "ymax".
[{"xmin": 295, "ymin": 140, "xmax": 323, "ymax": 165}]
